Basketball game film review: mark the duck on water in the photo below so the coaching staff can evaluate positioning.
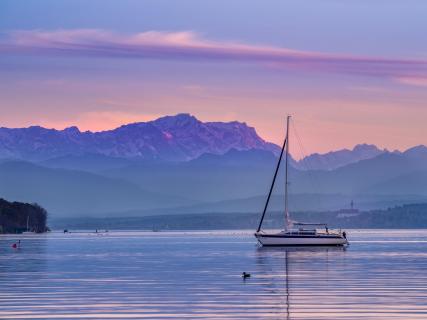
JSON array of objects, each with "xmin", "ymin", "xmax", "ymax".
[{"xmin": 254, "ymin": 116, "xmax": 348, "ymax": 247}]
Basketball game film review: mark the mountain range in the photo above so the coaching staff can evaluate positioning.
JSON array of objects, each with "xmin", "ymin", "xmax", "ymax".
[
  {"xmin": 294, "ymin": 143, "xmax": 387, "ymax": 171},
  {"xmin": 0, "ymin": 113, "xmax": 394, "ymax": 170},
  {"xmin": 0, "ymin": 113, "xmax": 426, "ymax": 218},
  {"xmin": 0, "ymin": 113, "xmax": 278, "ymax": 162}
]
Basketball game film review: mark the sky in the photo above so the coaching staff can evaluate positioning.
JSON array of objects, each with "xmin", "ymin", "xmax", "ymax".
[{"xmin": 1, "ymin": 0, "xmax": 427, "ymax": 155}]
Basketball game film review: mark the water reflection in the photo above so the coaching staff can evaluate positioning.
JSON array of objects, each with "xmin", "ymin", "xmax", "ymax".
[
  {"xmin": 256, "ymin": 246, "xmax": 346, "ymax": 320},
  {"xmin": 0, "ymin": 231, "xmax": 427, "ymax": 319},
  {"xmin": 0, "ymin": 235, "xmax": 48, "ymax": 273}
]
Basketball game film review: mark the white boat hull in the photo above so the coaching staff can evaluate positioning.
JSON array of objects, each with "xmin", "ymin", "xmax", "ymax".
[{"xmin": 255, "ymin": 233, "xmax": 348, "ymax": 246}]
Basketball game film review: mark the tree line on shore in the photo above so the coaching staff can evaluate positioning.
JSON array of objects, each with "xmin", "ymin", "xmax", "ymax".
[
  {"xmin": 0, "ymin": 198, "xmax": 48, "ymax": 234},
  {"xmin": 49, "ymin": 203, "xmax": 427, "ymax": 231}
]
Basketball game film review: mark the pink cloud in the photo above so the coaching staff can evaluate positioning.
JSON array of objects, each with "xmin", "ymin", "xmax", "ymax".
[
  {"xmin": 395, "ymin": 76, "xmax": 427, "ymax": 87},
  {"xmin": 1, "ymin": 29, "xmax": 427, "ymax": 80}
]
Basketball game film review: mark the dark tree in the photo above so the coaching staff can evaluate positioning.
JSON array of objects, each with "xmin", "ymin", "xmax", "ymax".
[{"xmin": 0, "ymin": 198, "xmax": 48, "ymax": 234}]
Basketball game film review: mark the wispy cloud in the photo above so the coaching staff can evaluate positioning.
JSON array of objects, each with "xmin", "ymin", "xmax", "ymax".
[
  {"xmin": 1, "ymin": 29, "xmax": 427, "ymax": 80},
  {"xmin": 394, "ymin": 76, "xmax": 427, "ymax": 87}
]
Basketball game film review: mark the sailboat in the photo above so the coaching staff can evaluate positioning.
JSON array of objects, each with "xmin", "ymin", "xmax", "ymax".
[
  {"xmin": 255, "ymin": 116, "xmax": 348, "ymax": 246},
  {"xmin": 22, "ymin": 215, "xmax": 34, "ymax": 234}
]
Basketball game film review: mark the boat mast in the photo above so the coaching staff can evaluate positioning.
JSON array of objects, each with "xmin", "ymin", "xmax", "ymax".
[
  {"xmin": 284, "ymin": 115, "xmax": 291, "ymax": 231},
  {"xmin": 256, "ymin": 133, "xmax": 287, "ymax": 233}
]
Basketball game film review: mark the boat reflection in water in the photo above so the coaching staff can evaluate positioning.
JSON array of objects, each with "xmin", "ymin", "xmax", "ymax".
[{"xmin": 256, "ymin": 246, "xmax": 346, "ymax": 320}]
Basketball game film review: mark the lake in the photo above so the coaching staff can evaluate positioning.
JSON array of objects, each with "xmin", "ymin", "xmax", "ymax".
[{"xmin": 1, "ymin": 230, "xmax": 427, "ymax": 319}]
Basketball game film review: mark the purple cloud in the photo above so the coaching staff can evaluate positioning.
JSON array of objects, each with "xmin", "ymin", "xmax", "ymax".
[{"xmin": 1, "ymin": 29, "xmax": 427, "ymax": 80}]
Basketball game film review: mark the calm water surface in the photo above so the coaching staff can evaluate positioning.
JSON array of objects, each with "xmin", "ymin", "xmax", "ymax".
[{"xmin": 1, "ymin": 230, "xmax": 427, "ymax": 319}]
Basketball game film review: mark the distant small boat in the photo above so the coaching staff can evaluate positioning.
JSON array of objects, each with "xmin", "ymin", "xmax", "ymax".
[
  {"xmin": 22, "ymin": 215, "xmax": 34, "ymax": 234},
  {"xmin": 255, "ymin": 116, "xmax": 348, "ymax": 246}
]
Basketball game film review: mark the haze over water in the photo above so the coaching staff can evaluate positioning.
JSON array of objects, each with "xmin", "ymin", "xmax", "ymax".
[{"xmin": 1, "ymin": 230, "xmax": 427, "ymax": 319}]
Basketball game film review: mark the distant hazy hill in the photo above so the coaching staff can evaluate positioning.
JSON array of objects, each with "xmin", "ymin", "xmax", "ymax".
[
  {"xmin": 40, "ymin": 154, "xmax": 133, "ymax": 172},
  {"xmin": 102, "ymin": 148, "xmax": 427, "ymax": 201},
  {"xmin": 289, "ymin": 153, "xmax": 412, "ymax": 194},
  {"xmin": 2, "ymin": 146, "xmax": 427, "ymax": 218},
  {"xmin": 294, "ymin": 144, "xmax": 386, "ymax": 171},
  {"xmin": 50, "ymin": 203, "xmax": 427, "ymax": 230},
  {"xmin": 0, "ymin": 161, "xmax": 191, "ymax": 216},
  {"xmin": 106, "ymin": 193, "xmax": 427, "ymax": 217},
  {"xmin": 0, "ymin": 113, "xmax": 278, "ymax": 161},
  {"xmin": 301, "ymin": 150, "xmax": 427, "ymax": 195},
  {"xmin": 102, "ymin": 149, "xmax": 277, "ymax": 202}
]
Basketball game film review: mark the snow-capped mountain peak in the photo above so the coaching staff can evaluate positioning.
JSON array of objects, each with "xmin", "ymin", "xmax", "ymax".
[{"xmin": 0, "ymin": 113, "xmax": 279, "ymax": 161}]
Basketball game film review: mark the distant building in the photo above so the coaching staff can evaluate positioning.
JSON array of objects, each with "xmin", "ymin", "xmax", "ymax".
[{"xmin": 337, "ymin": 200, "xmax": 360, "ymax": 217}]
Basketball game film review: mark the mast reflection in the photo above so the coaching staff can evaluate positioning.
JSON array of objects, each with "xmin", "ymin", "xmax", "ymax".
[{"xmin": 256, "ymin": 246, "xmax": 346, "ymax": 319}]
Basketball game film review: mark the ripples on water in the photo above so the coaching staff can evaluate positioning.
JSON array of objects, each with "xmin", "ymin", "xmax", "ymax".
[{"xmin": 1, "ymin": 230, "xmax": 427, "ymax": 319}]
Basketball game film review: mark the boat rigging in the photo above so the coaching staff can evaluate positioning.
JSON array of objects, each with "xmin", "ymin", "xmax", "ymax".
[{"xmin": 255, "ymin": 116, "xmax": 348, "ymax": 246}]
